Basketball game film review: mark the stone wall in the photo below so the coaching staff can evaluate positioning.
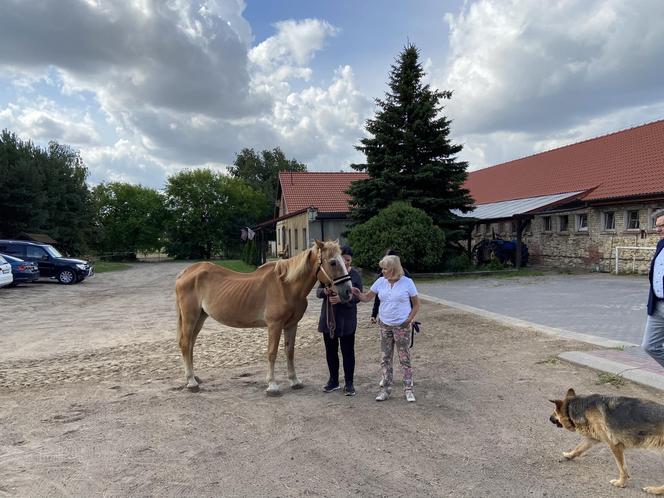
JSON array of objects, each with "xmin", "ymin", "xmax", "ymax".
[{"xmin": 471, "ymin": 202, "xmax": 663, "ymax": 273}]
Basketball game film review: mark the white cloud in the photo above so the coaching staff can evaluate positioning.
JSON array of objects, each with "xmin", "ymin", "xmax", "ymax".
[
  {"xmin": 0, "ymin": 100, "xmax": 100, "ymax": 145},
  {"xmin": 435, "ymin": 0, "xmax": 664, "ymax": 168},
  {"xmin": 0, "ymin": 1, "xmax": 370, "ymax": 183}
]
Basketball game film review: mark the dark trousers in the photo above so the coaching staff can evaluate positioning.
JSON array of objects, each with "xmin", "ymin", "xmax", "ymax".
[{"xmin": 323, "ymin": 333, "xmax": 355, "ymax": 385}]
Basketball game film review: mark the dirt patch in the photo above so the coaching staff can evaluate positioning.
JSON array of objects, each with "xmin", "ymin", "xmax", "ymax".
[{"xmin": 1, "ymin": 263, "xmax": 664, "ymax": 496}]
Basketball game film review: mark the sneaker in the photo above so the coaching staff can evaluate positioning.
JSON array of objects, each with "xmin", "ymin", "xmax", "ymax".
[
  {"xmin": 375, "ymin": 389, "xmax": 391, "ymax": 402},
  {"xmin": 323, "ymin": 381, "xmax": 340, "ymax": 393},
  {"xmin": 344, "ymin": 384, "xmax": 356, "ymax": 396},
  {"xmin": 405, "ymin": 390, "xmax": 416, "ymax": 403}
]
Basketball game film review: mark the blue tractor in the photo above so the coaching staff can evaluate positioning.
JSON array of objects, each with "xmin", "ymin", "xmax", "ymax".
[{"xmin": 471, "ymin": 238, "xmax": 529, "ymax": 267}]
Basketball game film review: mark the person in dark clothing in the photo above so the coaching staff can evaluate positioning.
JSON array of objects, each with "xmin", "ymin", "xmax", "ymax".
[{"xmin": 318, "ymin": 245, "xmax": 363, "ymax": 396}]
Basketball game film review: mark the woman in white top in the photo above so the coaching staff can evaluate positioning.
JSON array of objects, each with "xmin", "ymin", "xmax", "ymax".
[{"xmin": 352, "ymin": 255, "xmax": 420, "ymax": 402}]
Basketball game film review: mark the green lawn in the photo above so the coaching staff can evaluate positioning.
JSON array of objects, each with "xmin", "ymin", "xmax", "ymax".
[
  {"xmin": 211, "ymin": 259, "xmax": 256, "ymax": 273},
  {"xmin": 92, "ymin": 261, "xmax": 133, "ymax": 273}
]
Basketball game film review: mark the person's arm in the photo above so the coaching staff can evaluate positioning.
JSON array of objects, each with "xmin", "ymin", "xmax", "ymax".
[
  {"xmin": 347, "ymin": 270, "xmax": 363, "ymax": 306},
  {"xmin": 401, "ymin": 295, "xmax": 420, "ymax": 327},
  {"xmin": 316, "ymin": 283, "xmax": 327, "ymax": 299},
  {"xmin": 371, "ymin": 295, "xmax": 380, "ymax": 322},
  {"xmin": 352, "ymin": 287, "xmax": 376, "ymax": 303}
]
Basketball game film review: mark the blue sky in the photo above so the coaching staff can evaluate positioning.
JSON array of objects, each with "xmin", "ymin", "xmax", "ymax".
[{"xmin": 1, "ymin": 0, "xmax": 663, "ymax": 190}]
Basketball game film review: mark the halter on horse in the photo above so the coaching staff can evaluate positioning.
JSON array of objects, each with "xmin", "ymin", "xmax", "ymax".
[{"xmin": 175, "ymin": 240, "xmax": 353, "ymax": 395}]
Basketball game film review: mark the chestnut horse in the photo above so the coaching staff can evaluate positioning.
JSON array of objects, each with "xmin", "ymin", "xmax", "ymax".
[{"xmin": 175, "ymin": 240, "xmax": 353, "ymax": 395}]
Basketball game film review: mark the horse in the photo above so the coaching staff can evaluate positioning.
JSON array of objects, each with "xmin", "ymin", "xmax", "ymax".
[{"xmin": 175, "ymin": 239, "xmax": 353, "ymax": 395}]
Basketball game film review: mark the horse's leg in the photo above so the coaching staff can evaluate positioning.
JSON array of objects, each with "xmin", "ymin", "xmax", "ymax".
[
  {"xmin": 188, "ymin": 312, "xmax": 207, "ymax": 385},
  {"xmin": 265, "ymin": 323, "xmax": 283, "ymax": 396},
  {"xmin": 283, "ymin": 325, "xmax": 303, "ymax": 389},
  {"xmin": 177, "ymin": 298, "xmax": 207, "ymax": 391}
]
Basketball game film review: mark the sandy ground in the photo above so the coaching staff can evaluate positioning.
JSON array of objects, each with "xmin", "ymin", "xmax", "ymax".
[{"xmin": 2, "ymin": 262, "xmax": 664, "ymax": 497}]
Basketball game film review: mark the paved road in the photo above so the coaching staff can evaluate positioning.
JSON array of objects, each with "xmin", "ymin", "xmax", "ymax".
[{"xmin": 416, "ymin": 273, "xmax": 649, "ymax": 346}]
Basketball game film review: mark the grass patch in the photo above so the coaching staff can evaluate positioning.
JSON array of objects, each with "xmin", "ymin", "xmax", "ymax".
[
  {"xmin": 93, "ymin": 261, "xmax": 132, "ymax": 273},
  {"xmin": 596, "ymin": 372, "xmax": 625, "ymax": 387},
  {"xmin": 609, "ymin": 345, "xmax": 625, "ymax": 351},
  {"xmin": 536, "ymin": 355, "xmax": 560, "ymax": 365},
  {"xmin": 211, "ymin": 259, "xmax": 256, "ymax": 273}
]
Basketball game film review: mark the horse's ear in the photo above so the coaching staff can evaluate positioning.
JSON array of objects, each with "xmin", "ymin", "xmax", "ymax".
[{"xmin": 315, "ymin": 240, "xmax": 324, "ymax": 249}]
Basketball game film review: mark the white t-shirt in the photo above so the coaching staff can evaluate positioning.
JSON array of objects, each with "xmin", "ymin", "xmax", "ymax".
[{"xmin": 371, "ymin": 276, "xmax": 418, "ymax": 326}]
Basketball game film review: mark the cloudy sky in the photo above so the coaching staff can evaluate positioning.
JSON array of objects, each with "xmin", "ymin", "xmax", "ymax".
[{"xmin": 1, "ymin": 0, "xmax": 663, "ymax": 189}]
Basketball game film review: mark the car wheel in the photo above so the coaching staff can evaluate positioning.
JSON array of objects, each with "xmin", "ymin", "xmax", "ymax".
[{"xmin": 58, "ymin": 268, "xmax": 77, "ymax": 285}]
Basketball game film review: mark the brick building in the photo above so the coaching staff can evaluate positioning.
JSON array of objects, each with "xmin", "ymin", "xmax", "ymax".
[{"xmin": 459, "ymin": 120, "xmax": 664, "ymax": 273}]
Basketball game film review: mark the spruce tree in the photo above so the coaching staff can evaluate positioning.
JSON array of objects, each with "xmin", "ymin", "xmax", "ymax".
[{"xmin": 347, "ymin": 44, "xmax": 474, "ymax": 239}]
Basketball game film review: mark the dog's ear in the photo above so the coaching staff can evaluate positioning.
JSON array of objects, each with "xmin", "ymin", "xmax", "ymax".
[
  {"xmin": 565, "ymin": 388, "xmax": 576, "ymax": 399},
  {"xmin": 550, "ymin": 399, "xmax": 563, "ymax": 411}
]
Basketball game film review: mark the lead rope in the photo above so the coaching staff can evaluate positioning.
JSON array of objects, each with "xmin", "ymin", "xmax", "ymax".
[
  {"xmin": 315, "ymin": 250, "xmax": 348, "ymax": 340},
  {"xmin": 326, "ymin": 293, "xmax": 337, "ymax": 339}
]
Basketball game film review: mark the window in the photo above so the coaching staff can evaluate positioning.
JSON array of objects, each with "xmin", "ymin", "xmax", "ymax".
[
  {"xmin": 559, "ymin": 215, "xmax": 569, "ymax": 232},
  {"xmin": 26, "ymin": 246, "xmax": 47, "ymax": 260},
  {"xmin": 576, "ymin": 213, "xmax": 588, "ymax": 231},
  {"xmin": 294, "ymin": 229, "xmax": 299, "ymax": 250},
  {"xmin": 302, "ymin": 228, "xmax": 307, "ymax": 248},
  {"xmin": 543, "ymin": 216, "xmax": 552, "ymax": 231},
  {"xmin": 627, "ymin": 210, "xmax": 640, "ymax": 229},
  {"xmin": 511, "ymin": 221, "xmax": 517, "ymax": 233},
  {"xmin": 604, "ymin": 211, "xmax": 615, "ymax": 230}
]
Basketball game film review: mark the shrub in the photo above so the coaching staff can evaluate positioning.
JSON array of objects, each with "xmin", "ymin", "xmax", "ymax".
[
  {"xmin": 348, "ymin": 202, "xmax": 445, "ymax": 272},
  {"xmin": 444, "ymin": 254, "xmax": 473, "ymax": 272}
]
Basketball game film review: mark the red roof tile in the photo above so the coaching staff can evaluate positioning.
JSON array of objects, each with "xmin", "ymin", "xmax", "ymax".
[
  {"xmin": 465, "ymin": 120, "xmax": 664, "ymax": 205},
  {"xmin": 279, "ymin": 171, "xmax": 369, "ymax": 213}
]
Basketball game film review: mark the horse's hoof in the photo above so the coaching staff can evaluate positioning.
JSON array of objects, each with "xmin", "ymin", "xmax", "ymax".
[
  {"xmin": 290, "ymin": 382, "xmax": 304, "ymax": 390},
  {"xmin": 194, "ymin": 375, "xmax": 203, "ymax": 384},
  {"xmin": 265, "ymin": 387, "xmax": 282, "ymax": 397},
  {"xmin": 187, "ymin": 384, "xmax": 200, "ymax": 393}
]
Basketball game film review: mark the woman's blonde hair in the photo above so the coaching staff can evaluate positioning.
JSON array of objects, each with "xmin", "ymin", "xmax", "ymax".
[{"xmin": 379, "ymin": 254, "xmax": 404, "ymax": 278}]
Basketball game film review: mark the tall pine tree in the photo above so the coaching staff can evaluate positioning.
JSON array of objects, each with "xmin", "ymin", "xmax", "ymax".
[{"xmin": 347, "ymin": 44, "xmax": 474, "ymax": 240}]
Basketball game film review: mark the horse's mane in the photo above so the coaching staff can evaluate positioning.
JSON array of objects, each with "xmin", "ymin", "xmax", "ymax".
[{"xmin": 274, "ymin": 245, "xmax": 316, "ymax": 283}]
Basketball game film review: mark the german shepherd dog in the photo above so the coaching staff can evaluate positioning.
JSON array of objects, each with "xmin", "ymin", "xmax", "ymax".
[{"xmin": 549, "ymin": 388, "xmax": 664, "ymax": 494}]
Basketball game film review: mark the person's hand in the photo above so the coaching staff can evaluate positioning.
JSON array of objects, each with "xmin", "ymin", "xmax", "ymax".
[
  {"xmin": 370, "ymin": 317, "xmax": 377, "ymax": 325},
  {"xmin": 351, "ymin": 287, "xmax": 361, "ymax": 296},
  {"xmin": 329, "ymin": 294, "xmax": 341, "ymax": 305},
  {"xmin": 400, "ymin": 319, "xmax": 412, "ymax": 328},
  {"xmin": 322, "ymin": 287, "xmax": 331, "ymax": 296}
]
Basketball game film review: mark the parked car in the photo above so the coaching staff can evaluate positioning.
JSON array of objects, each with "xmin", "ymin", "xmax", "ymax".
[
  {"xmin": 0, "ymin": 240, "xmax": 93, "ymax": 284},
  {"xmin": 0, "ymin": 253, "xmax": 40, "ymax": 286},
  {"xmin": 0, "ymin": 254, "xmax": 13, "ymax": 288}
]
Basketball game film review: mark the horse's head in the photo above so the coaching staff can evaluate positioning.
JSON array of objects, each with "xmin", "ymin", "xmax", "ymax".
[{"xmin": 315, "ymin": 240, "xmax": 353, "ymax": 303}]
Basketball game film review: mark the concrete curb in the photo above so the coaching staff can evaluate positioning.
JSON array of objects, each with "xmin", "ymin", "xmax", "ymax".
[
  {"xmin": 418, "ymin": 293, "xmax": 636, "ymax": 349},
  {"xmin": 418, "ymin": 293, "xmax": 664, "ymax": 391},
  {"xmin": 559, "ymin": 351, "xmax": 664, "ymax": 391}
]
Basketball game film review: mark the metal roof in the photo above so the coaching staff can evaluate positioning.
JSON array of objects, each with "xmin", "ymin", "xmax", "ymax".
[{"xmin": 453, "ymin": 191, "xmax": 584, "ymax": 220}]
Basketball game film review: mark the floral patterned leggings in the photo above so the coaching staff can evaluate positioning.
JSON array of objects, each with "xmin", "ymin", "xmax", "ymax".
[{"xmin": 379, "ymin": 321, "xmax": 413, "ymax": 392}]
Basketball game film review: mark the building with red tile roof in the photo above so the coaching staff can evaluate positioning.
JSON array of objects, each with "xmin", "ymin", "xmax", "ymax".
[
  {"xmin": 459, "ymin": 120, "xmax": 664, "ymax": 272},
  {"xmin": 271, "ymin": 171, "xmax": 368, "ymax": 257}
]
